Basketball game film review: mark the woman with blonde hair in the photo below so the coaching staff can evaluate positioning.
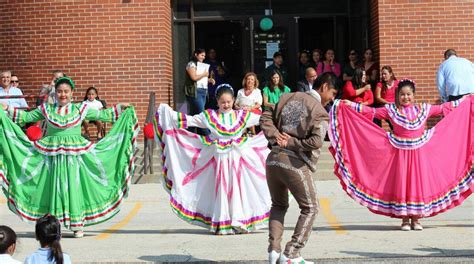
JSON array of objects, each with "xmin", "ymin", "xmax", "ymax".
[{"xmin": 235, "ymin": 72, "xmax": 263, "ymax": 135}]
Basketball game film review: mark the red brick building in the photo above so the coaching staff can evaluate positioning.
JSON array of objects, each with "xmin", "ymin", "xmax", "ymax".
[{"xmin": 1, "ymin": 0, "xmax": 473, "ymax": 125}]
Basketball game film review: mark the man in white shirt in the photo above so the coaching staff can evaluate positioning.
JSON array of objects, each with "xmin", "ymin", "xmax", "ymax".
[
  {"xmin": 436, "ymin": 49, "xmax": 474, "ymax": 102},
  {"xmin": 0, "ymin": 71, "xmax": 28, "ymax": 109}
]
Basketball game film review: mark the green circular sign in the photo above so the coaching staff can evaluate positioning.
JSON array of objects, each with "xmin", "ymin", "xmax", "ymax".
[{"xmin": 259, "ymin": 17, "xmax": 273, "ymax": 31}]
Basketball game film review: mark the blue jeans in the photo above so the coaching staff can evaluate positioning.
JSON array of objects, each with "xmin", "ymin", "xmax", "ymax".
[{"xmin": 186, "ymin": 88, "xmax": 210, "ymax": 136}]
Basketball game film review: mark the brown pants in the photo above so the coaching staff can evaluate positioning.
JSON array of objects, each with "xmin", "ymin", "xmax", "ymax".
[{"xmin": 266, "ymin": 151, "xmax": 319, "ymax": 258}]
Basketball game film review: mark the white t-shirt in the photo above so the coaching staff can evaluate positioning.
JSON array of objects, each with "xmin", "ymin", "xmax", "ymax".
[
  {"xmin": 84, "ymin": 99, "xmax": 103, "ymax": 110},
  {"xmin": 0, "ymin": 254, "xmax": 22, "ymax": 264},
  {"xmin": 235, "ymin": 88, "xmax": 263, "ymax": 109}
]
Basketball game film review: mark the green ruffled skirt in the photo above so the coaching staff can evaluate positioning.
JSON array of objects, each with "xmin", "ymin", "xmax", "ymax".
[{"xmin": 0, "ymin": 108, "xmax": 138, "ymax": 230}]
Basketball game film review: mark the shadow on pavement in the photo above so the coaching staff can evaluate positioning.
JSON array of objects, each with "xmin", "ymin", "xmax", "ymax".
[
  {"xmin": 414, "ymin": 247, "xmax": 474, "ymax": 257},
  {"xmin": 340, "ymin": 247, "xmax": 474, "ymax": 258},
  {"xmin": 139, "ymin": 255, "xmax": 214, "ymax": 263},
  {"xmin": 86, "ymin": 228, "xmax": 212, "ymax": 236},
  {"xmin": 313, "ymin": 224, "xmax": 398, "ymax": 231}
]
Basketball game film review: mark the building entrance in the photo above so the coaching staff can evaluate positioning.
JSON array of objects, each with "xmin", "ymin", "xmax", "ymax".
[
  {"xmin": 195, "ymin": 21, "xmax": 244, "ymax": 90},
  {"xmin": 172, "ymin": 0, "xmax": 369, "ymax": 105}
]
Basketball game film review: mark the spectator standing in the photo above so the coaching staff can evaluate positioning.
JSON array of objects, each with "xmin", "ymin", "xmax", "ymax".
[
  {"xmin": 262, "ymin": 52, "xmax": 289, "ymax": 87},
  {"xmin": 184, "ymin": 48, "xmax": 215, "ymax": 135},
  {"xmin": 37, "ymin": 70, "xmax": 64, "ymax": 106},
  {"xmin": 205, "ymin": 48, "xmax": 228, "ymax": 109},
  {"xmin": 342, "ymin": 49, "xmax": 359, "ymax": 81},
  {"xmin": 316, "ymin": 49, "xmax": 341, "ymax": 78},
  {"xmin": 309, "ymin": 49, "xmax": 322, "ymax": 70},
  {"xmin": 298, "ymin": 50, "xmax": 311, "ymax": 81},
  {"xmin": 359, "ymin": 48, "xmax": 379, "ymax": 91},
  {"xmin": 436, "ymin": 49, "xmax": 474, "ymax": 102}
]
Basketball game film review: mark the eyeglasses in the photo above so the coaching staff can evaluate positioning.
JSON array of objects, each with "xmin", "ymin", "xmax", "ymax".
[{"xmin": 11, "ymin": 80, "xmax": 19, "ymax": 83}]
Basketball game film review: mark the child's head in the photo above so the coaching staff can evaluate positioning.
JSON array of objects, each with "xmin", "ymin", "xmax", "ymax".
[
  {"xmin": 36, "ymin": 214, "xmax": 64, "ymax": 264},
  {"xmin": 396, "ymin": 79, "xmax": 416, "ymax": 107},
  {"xmin": 84, "ymin": 86, "xmax": 99, "ymax": 101},
  {"xmin": 0, "ymin": 225, "xmax": 17, "ymax": 255},
  {"xmin": 215, "ymin": 84, "xmax": 234, "ymax": 113}
]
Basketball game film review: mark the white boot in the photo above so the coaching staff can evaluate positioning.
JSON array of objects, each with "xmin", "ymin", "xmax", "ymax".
[
  {"xmin": 269, "ymin": 250, "xmax": 281, "ymax": 264},
  {"xmin": 279, "ymin": 254, "xmax": 314, "ymax": 264}
]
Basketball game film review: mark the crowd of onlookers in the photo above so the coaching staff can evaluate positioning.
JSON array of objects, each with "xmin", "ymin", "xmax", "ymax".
[
  {"xmin": 0, "ymin": 217, "xmax": 72, "ymax": 264},
  {"xmin": 184, "ymin": 47, "xmax": 380, "ymax": 136},
  {"xmin": 185, "ymin": 47, "xmax": 474, "ymax": 133},
  {"xmin": 0, "ymin": 70, "xmax": 106, "ymax": 139}
]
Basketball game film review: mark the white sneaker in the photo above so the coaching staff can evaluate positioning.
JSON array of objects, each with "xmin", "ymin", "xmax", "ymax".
[
  {"xmin": 279, "ymin": 254, "xmax": 314, "ymax": 264},
  {"xmin": 269, "ymin": 250, "xmax": 280, "ymax": 264},
  {"xmin": 73, "ymin": 231, "xmax": 84, "ymax": 238}
]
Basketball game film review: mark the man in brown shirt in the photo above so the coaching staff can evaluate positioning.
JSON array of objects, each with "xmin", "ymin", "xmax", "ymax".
[{"xmin": 260, "ymin": 72, "xmax": 340, "ymax": 264}]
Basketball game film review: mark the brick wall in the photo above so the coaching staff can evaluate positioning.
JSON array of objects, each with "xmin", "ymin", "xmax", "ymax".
[
  {"xmin": 0, "ymin": 0, "xmax": 172, "ymax": 130},
  {"xmin": 369, "ymin": 0, "xmax": 379, "ymax": 64},
  {"xmin": 376, "ymin": 0, "xmax": 474, "ymax": 104}
]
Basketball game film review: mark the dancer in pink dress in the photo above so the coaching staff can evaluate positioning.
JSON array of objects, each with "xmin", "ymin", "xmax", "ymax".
[{"xmin": 329, "ymin": 78, "xmax": 473, "ymax": 231}]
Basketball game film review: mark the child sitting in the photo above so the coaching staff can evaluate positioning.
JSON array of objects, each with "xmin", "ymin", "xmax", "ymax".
[{"xmin": 82, "ymin": 87, "xmax": 105, "ymax": 139}]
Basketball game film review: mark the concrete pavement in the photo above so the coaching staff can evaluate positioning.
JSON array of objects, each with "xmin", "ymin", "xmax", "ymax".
[{"xmin": 2, "ymin": 180, "xmax": 473, "ymax": 263}]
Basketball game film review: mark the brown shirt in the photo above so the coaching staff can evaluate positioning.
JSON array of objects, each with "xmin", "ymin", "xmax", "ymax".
[{"xmin": 260, "ymin": 91, "xmax": 329, "ymax": 171}]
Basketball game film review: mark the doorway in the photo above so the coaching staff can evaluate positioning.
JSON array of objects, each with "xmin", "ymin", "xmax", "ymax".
[
  {"xmin": 195, "ymin": 21, "xmax": 244, "ymax": 91},
  {"xmin": 299, "ymin": 18, "xmax": 335, "ymax": 56}
]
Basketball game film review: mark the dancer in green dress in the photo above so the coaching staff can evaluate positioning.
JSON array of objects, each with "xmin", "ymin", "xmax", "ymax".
[{"xmin": 0, "ymin": 77, "xmax": 138, "ymax": 238}]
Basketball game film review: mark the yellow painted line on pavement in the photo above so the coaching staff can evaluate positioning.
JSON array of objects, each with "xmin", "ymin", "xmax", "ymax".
[
  {"xmin": 95, "ymin": 202, "xmax": 142, "ymax": 240},
  {"xmin": 320, "ymin": 198, "xmax": 348, "ymax": 235}
]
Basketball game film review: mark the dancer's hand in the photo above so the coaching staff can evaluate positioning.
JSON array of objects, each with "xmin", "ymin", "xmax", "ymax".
[
  {"xmin": 121, "ymin": 103, "xmax": 131, "ymax": 109},
  {"xmin": 1, "ymin": 103, "xmax": 7, "ymax": 110},
  {"xmin": 276, "ymin": 132, "xmax": 291, "ymax": 148},
  {"xmin": 343, "ymin": 100, "xmax": 352, "ymax": 105}
]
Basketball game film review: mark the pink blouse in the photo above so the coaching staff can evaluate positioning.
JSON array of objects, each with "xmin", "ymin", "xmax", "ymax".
[
  {"xmin": 316, "ymin": 61, "xmax": 341, "ymax": 77},
  {"xmin": 349, "ymin": 100, "xmax": 459, "ymax": 138}
]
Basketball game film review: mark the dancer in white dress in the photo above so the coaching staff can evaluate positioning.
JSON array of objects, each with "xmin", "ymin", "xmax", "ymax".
[{"xmin": 154, "ymin": 84, "xmax": 271, "ymax": 235}]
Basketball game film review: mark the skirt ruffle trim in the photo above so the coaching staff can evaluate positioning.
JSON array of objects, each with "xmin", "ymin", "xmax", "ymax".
[
  {"xmin": 169, "ymin": 195, "xmax": 269, "ymax": 235},
  {"xmin": 331, "ymin": 155, "xmax": 474, "ymax": 218},
  {"xmin": 0, "ymin": 113, "xmax": 139, "ymax": 230},
  {"xmin": 329, "ymin": 100, "xmax": 474, "ymax": 218}
]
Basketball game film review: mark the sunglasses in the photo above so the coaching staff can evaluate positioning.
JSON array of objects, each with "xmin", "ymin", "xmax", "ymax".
[
  {"xmin": 11, "ymin": 80, "xmax": 19, "ymax": 83},
  {"xmin": 350, "ymin": 53, "xmax": 357, "ymax": 55}
]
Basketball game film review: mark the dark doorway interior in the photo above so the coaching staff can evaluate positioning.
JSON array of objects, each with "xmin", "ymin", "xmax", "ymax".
[
  {"xmin": 299, "ymin": 18, "xmax": 335, "ymax": 59},
  {"xmin": 195, "ymin": 21, "xmax": 243, "ymax": 91}
]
